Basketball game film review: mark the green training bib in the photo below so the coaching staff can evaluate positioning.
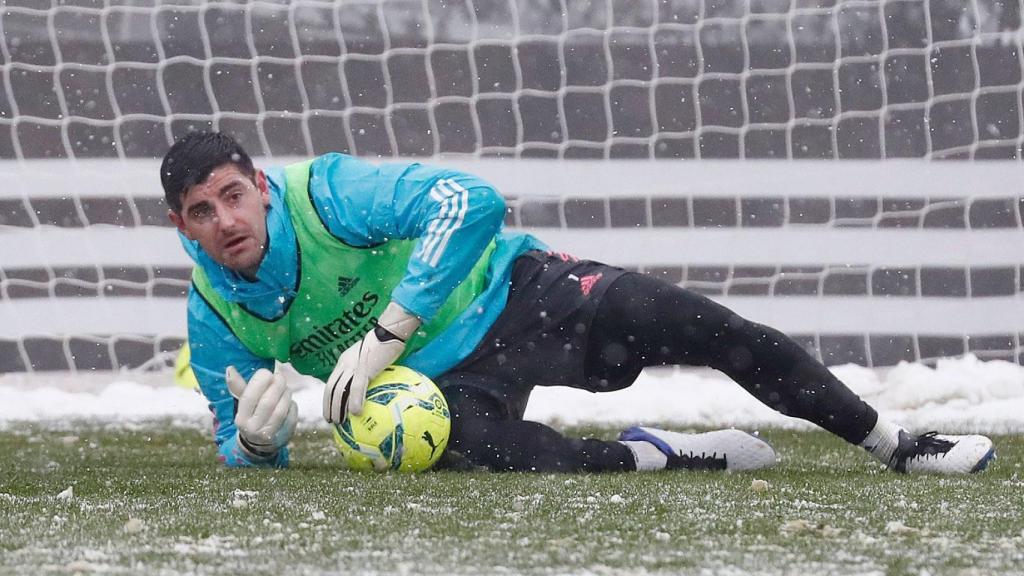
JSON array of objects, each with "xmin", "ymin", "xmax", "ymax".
[{"xmin": 192, "ymin": 159, "xmax": 494, "ymax": 381}]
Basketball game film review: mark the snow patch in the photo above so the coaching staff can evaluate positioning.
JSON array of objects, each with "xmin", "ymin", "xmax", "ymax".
[{"xmin": 1, "ymin": 355, "xmax": 1022, "ymax": 433}]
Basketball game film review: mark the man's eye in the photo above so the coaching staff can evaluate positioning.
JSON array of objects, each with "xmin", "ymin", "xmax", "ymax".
[{"xmin": 190, "ymin": 206, "xmax": 212, "ymax": 220}]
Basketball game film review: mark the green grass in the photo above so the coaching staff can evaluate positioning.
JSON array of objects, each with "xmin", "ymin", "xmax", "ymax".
[{"xmin": 0, "ymin": 423, "xmax": 1021, "ymax": 575}]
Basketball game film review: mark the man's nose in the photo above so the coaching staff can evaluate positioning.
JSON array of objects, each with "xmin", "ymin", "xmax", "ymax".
[{"xmin": 215, "ymin": 206, "xmax": 237, "ymax": 228}]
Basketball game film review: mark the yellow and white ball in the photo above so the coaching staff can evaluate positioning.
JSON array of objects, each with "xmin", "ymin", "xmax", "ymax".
[{"xmin": 331, "ymin": 366, "xmax": 451, "ymax": 473}]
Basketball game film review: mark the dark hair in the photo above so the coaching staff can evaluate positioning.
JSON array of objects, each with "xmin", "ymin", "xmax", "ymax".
[{"xmin": 160, "ymin": 131, "xmax": 256, "ymax": 213}]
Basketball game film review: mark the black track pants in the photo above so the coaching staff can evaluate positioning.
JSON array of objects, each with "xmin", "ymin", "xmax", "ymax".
[
  {"xmin": 587, "ymin": 273, "xmax": 877, "ymax": 445},
  {"xmin": 443, "ymin": 385, "xmax": 636, "ymax": 472},
  {"xmin": 444, "ymin": 271, "xmax": 878, "ymax": 472}
]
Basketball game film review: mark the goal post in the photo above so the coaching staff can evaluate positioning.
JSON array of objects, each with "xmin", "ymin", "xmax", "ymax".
[{"xmin": 0, "ymin": 0, "xmax": 1022, "ymax": 373}]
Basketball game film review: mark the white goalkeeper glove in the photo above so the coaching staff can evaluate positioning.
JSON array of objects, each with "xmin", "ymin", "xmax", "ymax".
[
  {"xmin": 226, "ymin": 366, "xmax": 298, "ymax": 460},
  {"xmin": 323, "ymin": 301, "xmax": 420, "ymax": 423}
]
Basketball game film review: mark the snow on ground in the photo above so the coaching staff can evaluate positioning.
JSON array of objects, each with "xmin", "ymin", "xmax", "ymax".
[{"xmin": 1, "ymin": 354, "xmax": 1022, "ymax": 433}]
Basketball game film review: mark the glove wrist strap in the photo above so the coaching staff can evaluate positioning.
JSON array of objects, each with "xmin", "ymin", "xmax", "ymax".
[
  {"xmin": 377, "ymin": 301, "xmax": 420, "ymax": 342},
  {"xmin": 373, "ymin": 324, "xmax": 405, "ymax": 343},
  {"xmin": 238, "ymin": 434, "xmax": 278, "ymax": 460}
]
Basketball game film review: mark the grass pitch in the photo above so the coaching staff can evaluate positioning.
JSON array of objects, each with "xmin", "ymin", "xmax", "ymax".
[{"xmin": 0, "ymin": 423, "xmax": 1021, "ymax": 576}]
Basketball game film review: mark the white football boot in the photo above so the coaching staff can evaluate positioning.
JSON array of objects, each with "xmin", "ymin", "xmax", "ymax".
[
  {"xmin": 619, "ymin": 426, "xmax": 777, "ymax": 472},
  {"xmin": 888, "ymin": 430, "xmax": 995, "ymax": 474}
]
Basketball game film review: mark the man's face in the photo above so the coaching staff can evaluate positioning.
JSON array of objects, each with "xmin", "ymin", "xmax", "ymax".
[{"xmin": 168, "ymin": 164, "xmax": 271, "ymax": 278}]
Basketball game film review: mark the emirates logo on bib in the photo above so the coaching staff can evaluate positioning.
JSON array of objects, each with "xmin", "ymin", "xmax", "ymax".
[{"xmin": 337, "ymin": 276, "xmax": 360, "ymax": 298}]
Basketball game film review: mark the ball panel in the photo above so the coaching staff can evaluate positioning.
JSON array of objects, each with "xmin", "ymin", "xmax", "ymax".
[
  {"xmin": 332, "ymin": 365, "xmax": 451, "ymax": 473},
  {"xmin": 331, "ymin": 424, "xmax": 387, "ymax": 472}
]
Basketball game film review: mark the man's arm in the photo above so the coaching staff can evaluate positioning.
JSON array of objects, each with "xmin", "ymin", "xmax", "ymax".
[
  {"xmin": 387, "ymin": 167, "xmax": 506, "ymax": 321},
  {"xmin": 186, "ymin": 291, "xmax": 290, "ymax": 468},
  {"xmin": 307, "ymin": 155, "xmax": 507, "ymax": 322},
  {"xmin": 308, "ymin": 155, "xmax": 506, "ymax": 419}
]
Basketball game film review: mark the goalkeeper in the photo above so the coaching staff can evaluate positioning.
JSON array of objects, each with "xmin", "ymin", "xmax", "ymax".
[{"xmin": 162, "ymin": 131, "xmax": 994, "ymax": 474}]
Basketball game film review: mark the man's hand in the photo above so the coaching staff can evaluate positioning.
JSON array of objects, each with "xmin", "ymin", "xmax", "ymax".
[
  {"xmin": 226, "ymin": 366, "xmax": 298, "ymax": 459},
  {"xmin": 323, "ymin": 302, "xmax": 420, "ymax": 423}
]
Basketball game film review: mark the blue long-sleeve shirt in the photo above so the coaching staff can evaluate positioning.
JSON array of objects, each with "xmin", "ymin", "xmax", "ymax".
[{"xmin": 183, "ymin": 154, "xmax": 544, "ymax": 467}]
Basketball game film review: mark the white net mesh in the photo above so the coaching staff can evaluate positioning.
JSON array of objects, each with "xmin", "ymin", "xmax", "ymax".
[
  {"xmin": 0, "ymin": 0, "xmax": 1020, "ymax": 159},
  {"xmin": 0, "ymin": 0, "xmax": 1022, "ymax": 372}
]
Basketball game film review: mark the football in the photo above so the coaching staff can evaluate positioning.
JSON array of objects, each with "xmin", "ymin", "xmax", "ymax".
[{"xmin": 331, "ymin": 365, "xmax": 451, "ymax": 473}]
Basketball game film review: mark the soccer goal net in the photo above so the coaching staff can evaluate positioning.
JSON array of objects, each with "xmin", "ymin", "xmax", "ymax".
[{"xmin": 0, "ymin": 0, "xmax": 1022, "ymax": 373}]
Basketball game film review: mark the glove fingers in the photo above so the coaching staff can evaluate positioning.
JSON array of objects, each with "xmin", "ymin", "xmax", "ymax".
[
  {"xmin": 252, "ymin": 374, "xmax": 287, "ymax": 426},
  {"xmin": 283, "ymin": 401, "xmax": 299, "ymax": 440},
  {"xmin": 237, "ymin": 368, "xmax": 274, "ymax": 418},
  {"xmin": 322, "ymin": 382, "xmax": 333, "ymax": 422},
  {"xmin": 346, "ymin": 372, "xmax": 370, "ymax": 416},
  {"xmin": 323, "ymin": 359, "xmax": 349, "ymax": 422},
  {"xmin": 330, "ymin": 372, "xmax": 353, "ymax": 423},
  {"xmin": 325, "ymin": 357, "xmax": 346, "ymax": 391},
  {"xmin": 259, "ymin": 391, "xmax": 294, "ymax": 444},
  {"xmin": 323, "ymin": 374, "xmax": 350, "ymax": 424},
  {"xmin": 324, "ymin": 343, "xmax": 363, "ymax": 423},
  {"xmin": 344, "ymin": 343, "xmax": 374, "ymax": 416},
  {"xmin": 225, "ymin": 366, "xmax": 247, "ymax": 400}
]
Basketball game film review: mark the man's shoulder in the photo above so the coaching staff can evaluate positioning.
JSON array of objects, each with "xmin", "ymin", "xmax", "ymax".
[
  {"xmin": 310, "ymin": 152, "xmax": 356, "ymax": 170},
  {"xmin": 267, "ymin": 153, "xmax": 354, "ymax": 185},
  {"xmin": 185, "ymin": 285, "xmax": 226, "ymax": 325}
]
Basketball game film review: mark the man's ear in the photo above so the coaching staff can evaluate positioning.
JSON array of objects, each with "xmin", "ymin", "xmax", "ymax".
[
  {"xmin": 168, "ymin": 209, "xmax": 193, "ymax": 239},
  {"xmin": 255, "ymin": 169, "xmax": 270, "ymax": 206}
]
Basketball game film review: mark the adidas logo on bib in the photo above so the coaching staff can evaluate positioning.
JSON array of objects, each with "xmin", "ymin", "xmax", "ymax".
[{"xmin": 337, "ymin": 276, "xmax": 360, "ymax": 297}]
